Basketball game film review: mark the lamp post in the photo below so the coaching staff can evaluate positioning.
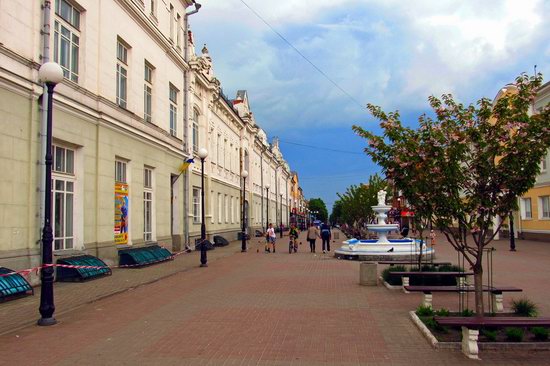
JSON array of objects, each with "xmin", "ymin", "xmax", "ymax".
[
  {"xmin": 37, "ymin": 62, "xmax": 64, "ymax": 326},
  {"xmin": 198, "ymin": 148, "xmax": 208, "ymax": 267},
  {"xmin": 265, "ymin": 184, "xmax": 270, "ymax": 230},
  {"xmin": 241, "ymin": 170, "xmax": 248, "ymax": 252}
]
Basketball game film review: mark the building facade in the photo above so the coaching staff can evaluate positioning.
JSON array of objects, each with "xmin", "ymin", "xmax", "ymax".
[
  {"xmin": 0, "ymin": 0, "xmax": 299, "ymax": 280},
  {"xmin": 516, "ymin": 81, "xmax": 550, "ymax": 241}
]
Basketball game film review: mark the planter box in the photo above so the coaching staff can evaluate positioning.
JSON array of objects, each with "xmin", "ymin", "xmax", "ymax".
[{"xmin": 409, "ymin": 311, "xmax": 550, "ymax": 359}]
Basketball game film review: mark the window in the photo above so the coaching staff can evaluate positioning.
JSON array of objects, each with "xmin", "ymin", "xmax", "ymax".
[
  {"xmin": 541, "ymin": 196, "xmax": 550, "ymax": 219},
  {"xmin": 176, "ymin": 13, "xmax": 182, "ymax": 49},
  {"xmin": 223, "ymin": 139, "xmax": 227, "ymax": 169},
  {"xmin": 53, "ymin": 0, "xmax": 80, "ymax": 82},
  {"xmin": 143, "ymin": 167, "xmax": 153, "ymax": 241},
  {"xmin": 230, "ymin": 196, "xmax": 234, "ymax": 223},
  {"xmin": 542, "ymin": 155, "xmax": 548, "ymax": 173},
  {"xmin": 52, "ymin": 145, "xmax": 75, "ymax": 250},
  {"xmin": 216, "ymin": 134, "xmax": 221, "ymax": 165},
  {"xmin": 218, "ymin": 193, "xmax": 222, "ymax": 223},
  {"xmin": 210, "ymin": 190, "xmax": 214, "ymax": 224},
  {"xmin": 116, "ymin": 40, "xmax": 128, "ymax": 108},
  {"xmin": 521, "ymin": 198, "xmax": 532, "ymax": 219},
  {"xmin": 193, "ymin": 187, "xmax": 201, "ymax": 223},
  {"xmin": 229, "ymin": 143, "xmax": 233, "ymax": 172},
  {"xmin": 169, "ymin": 84, "xmax": 178, "ymax": 136},
  {"xmin": 115, "ymin": 160, "xmax": 127, "ymax": 183},
  {"xmin": 169, "ymin": 4, "xmax": 175, "ymax": 42},
  {"xmin": 192, "ymin": 109, "xmax": 199, "ymax": 153},
  {"xmin": 53, "ymin": 145, "xmax": 74, "ymax": 174},
  {"xmin": 144, "ymin": 62, "xmax": 153, "ymax": 123},
  {"xmin": 225, "ymin": 194, "xmax": 229, "ymax": 223}
]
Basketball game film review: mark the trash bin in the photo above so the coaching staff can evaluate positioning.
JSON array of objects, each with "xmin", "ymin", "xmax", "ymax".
[{"xmin": 359, "ymin": 262, "xmax": 377, "ymax": 286}]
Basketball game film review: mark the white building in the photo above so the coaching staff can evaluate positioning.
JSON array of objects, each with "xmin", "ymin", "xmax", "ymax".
[{"xmin": 0, "ymin": 0, "xmax": 296, "ymax": 278}]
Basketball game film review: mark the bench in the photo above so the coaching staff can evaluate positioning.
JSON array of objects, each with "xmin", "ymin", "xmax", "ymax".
[
  {"xmin": 392, "ymin": 271, "xmax": 473, "ymax": 291},
  {"xmin": 378, "ymin": 261, "xmax": 451, "ymax": 266},
  {"xmin": 434, "ymin": 316, "xmax": 550, "ymax": 359},
  {"xmin": 404, "ymin": 285, "xmax": 522, "ymax": 312}
]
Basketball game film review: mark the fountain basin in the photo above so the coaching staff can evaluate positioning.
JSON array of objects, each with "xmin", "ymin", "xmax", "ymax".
[
  {"xmin": 334, "ymin": 238, "xmax": 435, "ymax": 261},
  {"xmin": 366, "ymin": 224, "xmax": 399, "ymax": 232}
]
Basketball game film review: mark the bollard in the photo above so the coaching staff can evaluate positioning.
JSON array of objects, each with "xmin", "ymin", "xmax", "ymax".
[{"xmin": 359, "ymin": 262, "xmax": 378, "ymax": 286}]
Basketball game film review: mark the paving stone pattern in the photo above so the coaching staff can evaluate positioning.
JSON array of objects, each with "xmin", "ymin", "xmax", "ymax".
[{"xmin": 1, "ymin": 231, "xmax": 550, "ymax": 365}]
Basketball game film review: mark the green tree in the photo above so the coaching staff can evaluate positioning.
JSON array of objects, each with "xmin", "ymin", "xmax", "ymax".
[
  {"xmin": 308, "ymin": 198, "xmax": 328, "ymax": 222},
  {"xmin": 329, "ymin": 200, "xmax": 343, "ymax": 224},
  {"xmin": 353, "ymin": 73, "xmax": 550, "ymax": 315},
  {"xmin": 335, "ymin": 174, "xmax": 387, "ymax": 230}
]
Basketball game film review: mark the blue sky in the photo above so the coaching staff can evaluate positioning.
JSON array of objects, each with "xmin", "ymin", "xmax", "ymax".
[{"xmin": 190, "ymin": 0, "xmax": 550, "ymax": 211}]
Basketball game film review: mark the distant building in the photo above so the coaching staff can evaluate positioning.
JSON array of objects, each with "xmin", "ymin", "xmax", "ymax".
[{"xmin": 515, "ymin": 81, "xmax": 550, "ymax": 241}]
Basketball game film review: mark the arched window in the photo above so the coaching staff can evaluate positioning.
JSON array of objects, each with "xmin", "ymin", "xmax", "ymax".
[{"xmin": 192, "ymin": 109, "xmax": 199, "ymax": 153}]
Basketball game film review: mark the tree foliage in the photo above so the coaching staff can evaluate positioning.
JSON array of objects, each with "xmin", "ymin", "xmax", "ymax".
[
  {"xmin": 333, "ymin": 173, "xmax": 387, "ymax": 229},
  {"xmin": 353, "ymin": 73, "xmax": 550, "ymax": 315},
  {"xmin": 308, "ymin": 198, "xmax": 328, "ymax": 222}
]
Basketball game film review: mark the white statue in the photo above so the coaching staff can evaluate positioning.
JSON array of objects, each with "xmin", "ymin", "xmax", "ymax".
[{"xmin": 377, "ymin": 190, "xmax": 387, "ymax": 206}]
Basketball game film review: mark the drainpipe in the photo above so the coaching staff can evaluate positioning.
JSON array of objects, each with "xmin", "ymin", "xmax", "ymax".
[
  {"xmin": 275, "ymin": 165, "xmax": 282, "ymax": 232},
  {"xmin": 39, "ymin": 1, "xmax": 52, "ymax": 238},
  {"xmin": 286, "ymin": 174, "xmax": 289, "ymax": 226},
  {"xmin": 183, "ymin": 1, "xmax": 201, "ymax": 248},
  {"xmin": 260, "ymin": 147, "xmax": 264, "ymax": 230}
]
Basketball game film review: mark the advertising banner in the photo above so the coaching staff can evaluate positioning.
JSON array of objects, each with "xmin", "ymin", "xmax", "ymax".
[{"xmin": 114, "ymin": 182, "xmax": 129, "ymax": 245}]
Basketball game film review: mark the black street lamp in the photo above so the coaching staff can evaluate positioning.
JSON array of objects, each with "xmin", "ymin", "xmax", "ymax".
[
  {"xmin": 265, "ymin": 184, "xmax": 270, "ymax": 230},
  {"xmin": 37, "ymin": 62, "xmax": 64, "ymax": 326},
  {"xmin": 241, "ymin": 170, "xmax": 248, "ymax": 252},
  {"xmin": 198, "ymin": 147, "xmax": 208, "ymax": 267}
]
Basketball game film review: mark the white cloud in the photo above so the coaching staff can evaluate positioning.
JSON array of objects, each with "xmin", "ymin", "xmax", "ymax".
[{"xmin": 191, "ymin": 0, "xmax": 549, "ymax": 128}]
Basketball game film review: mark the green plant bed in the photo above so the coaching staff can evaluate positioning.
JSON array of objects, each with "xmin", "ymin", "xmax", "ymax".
[
  {"xmin": 381, "ymin": 265, "xmax": 407, "ymax": 285},
  {"xmin": 384, "ymin": 264, "xmax": 466, "ymax": 286},
  {"xmin": 419, "ymin": 313, "xmax": 550, "ymax": 343}
]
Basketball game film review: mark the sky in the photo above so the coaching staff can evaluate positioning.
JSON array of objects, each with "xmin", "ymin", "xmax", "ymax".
[{"xmin": 190, "ymin": 0, "xmax": 550, "ymax": 211}]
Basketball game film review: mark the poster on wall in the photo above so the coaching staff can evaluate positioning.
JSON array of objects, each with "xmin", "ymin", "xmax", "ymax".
[{"xmin": 114, "ymin": 182, "xmax": 129, "ymax": 245}]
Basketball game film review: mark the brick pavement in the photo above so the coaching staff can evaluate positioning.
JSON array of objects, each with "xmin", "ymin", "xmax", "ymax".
[
  {"xmin": 0, "ymin": 241, "xmax": 240, "ymax": 335},
  {"xmin": 0, "ymin": 231, "xmax": 549, "ymax": 365}
]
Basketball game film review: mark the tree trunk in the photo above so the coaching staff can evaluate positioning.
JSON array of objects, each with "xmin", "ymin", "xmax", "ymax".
[{"xmin": 473, "ymin": 263, "xmax": 484, "ymax": 316}]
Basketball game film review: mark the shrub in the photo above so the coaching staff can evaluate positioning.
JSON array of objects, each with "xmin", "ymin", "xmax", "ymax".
[
  {"xmin": 505, "ymin": 327, "xmax": 524, "ymax": 342},
  {"xmin": 481, "ymin": 328, "xmax": 497, "ymax": 342},
  {"xmin": 381, "ymin": 265, "xmax": 407, "ymax": 285},
  {"xmin": 438, "ymin": 265, "xmax": 464, "ymax": 273},
  {"xmin": 461, "ymin": 309, "xmax": 474, "ymax": 317},
  {"xmin": 423, "ymin": 317, "xmax": 448, "ymax": 333},
  {"xmin": 512, "ymin": 298, "xmax": 538, "ymax": 317},
  {"xmin": 416, "ymin": 305, "xmax": 434, "ymax": 317},
  {"xmin": 531, "ymin": 327, "xmax": 549, "ymax": 341},
  {"xmin": 434, "ymin": 308, "xmax": 450, "ymax": 316}
]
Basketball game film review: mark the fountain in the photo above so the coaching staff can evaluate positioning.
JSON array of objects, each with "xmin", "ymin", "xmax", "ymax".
[{"xmin": 334, "ymin": 190, "xmax": 434, "ymax": 261}]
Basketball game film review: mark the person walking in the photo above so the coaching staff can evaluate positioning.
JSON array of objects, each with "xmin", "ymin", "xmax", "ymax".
[
  {"xmin": 266, "ymin": 223, "xmax": 277, "ymax": 253},
  {"xmin": 306, "ymin": 222, "xmax": 320, "ymax": 253},
  {"xmin": 320, "ymin": 221, "xmax": 332, "ymax": 253},
  {"xmin": 430, "ymin": 229, "xmax": 436, "ymax": 246}
]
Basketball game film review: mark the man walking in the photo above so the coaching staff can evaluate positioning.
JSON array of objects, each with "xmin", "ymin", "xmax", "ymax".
[{"xmin": 320, "ymin": 221, "xmax": 332, "ymax": 253}]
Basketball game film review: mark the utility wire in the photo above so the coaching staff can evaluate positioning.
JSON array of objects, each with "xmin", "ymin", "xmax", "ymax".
[
  {"xmin": 278, "ymin": 139, "xmax": 365, "ymax": 155},
  {"xmin": 238, "ymin": 0, "xmax": 366, "ymax": 111}
]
